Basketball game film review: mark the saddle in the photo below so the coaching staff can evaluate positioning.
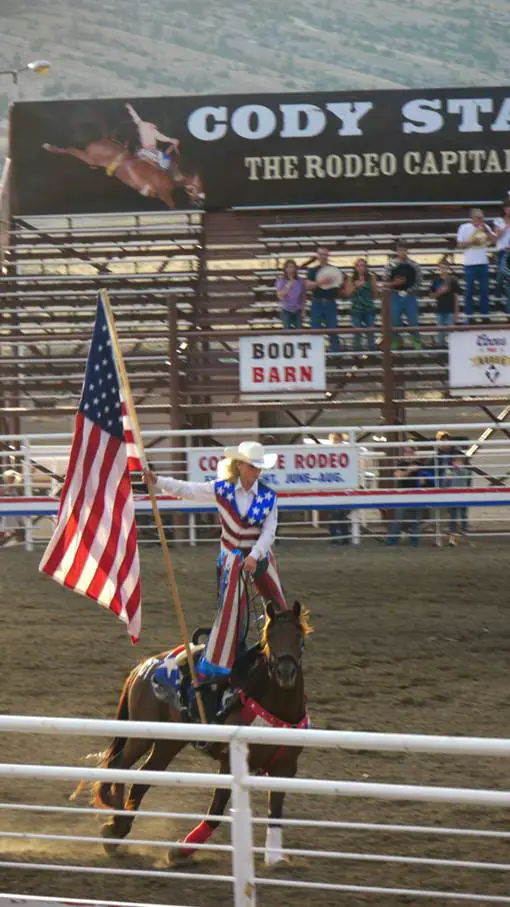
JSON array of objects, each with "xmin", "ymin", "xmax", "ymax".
[{"xmin": 151, "ymin": 627, "xmax": 262, "ymax": 726}]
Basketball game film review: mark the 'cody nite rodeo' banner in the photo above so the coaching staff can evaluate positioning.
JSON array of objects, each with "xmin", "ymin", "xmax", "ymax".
[
  {"xmin": 187, "ymin": 445, "xmax": 358, "ymax": 491},
  {"xmin": 9, "ymin": 86, "xmax": 510, "ymax": 214}
]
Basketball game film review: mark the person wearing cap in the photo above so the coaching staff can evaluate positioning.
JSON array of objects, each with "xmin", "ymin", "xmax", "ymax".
[
  {"xmin": 383, "ymin": 240, "xmax": 422, "ymax": 350},
  {"xmin": 456, "ymin": 208, "xmax": 492, "ymax": 323},
  {"xmin": 434, "ymin": 431, "xmax": 469, "ymax": 536},
  {"xmin": 0, "ymin": 468, "xmax": 23, "ymax": 544},
  {"xmin": 144, "ymin": 441, "xmax": 286, "ymax": 684}
]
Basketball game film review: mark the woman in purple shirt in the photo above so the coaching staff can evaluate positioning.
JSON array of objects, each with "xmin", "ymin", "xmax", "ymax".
[{"xmin": 275, "ymin": 259, "xmax": 306, "ymax": 329}]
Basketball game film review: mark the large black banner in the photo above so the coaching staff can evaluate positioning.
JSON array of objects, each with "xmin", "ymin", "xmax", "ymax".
[{"xmin": 9, "ymin": 87, "xmax": 510, "ymax": 215}]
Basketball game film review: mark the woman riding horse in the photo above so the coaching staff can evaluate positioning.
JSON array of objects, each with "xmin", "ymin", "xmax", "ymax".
[
  {"xmin": 145, "ymin": 440, "xmax": 287, "ymax": 693},
  {"xmin": 81, "ymin": 600, "xmax": 311, "ymax": 866}
]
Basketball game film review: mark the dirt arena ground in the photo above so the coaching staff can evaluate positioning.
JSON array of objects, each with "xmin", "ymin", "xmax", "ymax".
[{"xmin": 1, "ymin": 540, "xmax": 510, "ymax": 906}]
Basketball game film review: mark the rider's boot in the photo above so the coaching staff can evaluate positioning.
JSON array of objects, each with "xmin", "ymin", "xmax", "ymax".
[
  {"xmin": 195, "ymin": 654, "xmax": 231, "ymax": 685},
  {"xmin": 189, "ymin": 655, "xmax": 232, "ymax": 726}
]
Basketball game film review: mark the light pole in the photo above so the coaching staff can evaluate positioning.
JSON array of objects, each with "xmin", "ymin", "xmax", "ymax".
[{"xmin": 0, "ymin": 59, "xmax": 51, "ymax": 101}]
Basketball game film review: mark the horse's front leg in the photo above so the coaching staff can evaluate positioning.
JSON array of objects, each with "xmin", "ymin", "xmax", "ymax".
[
  {"xmin": 171, "ymin": 757, "xmax": 231, "ymax": 861},
  {"xmin": 113, "ymin": 739, "xmax": 184, "ymax": 841},
  {"xmin": 265, "ymin": 756, "xmax": 298, "ymax": 867}
]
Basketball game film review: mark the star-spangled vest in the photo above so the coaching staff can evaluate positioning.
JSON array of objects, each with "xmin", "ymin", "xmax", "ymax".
[{"xmin": 214, "ymin": 479, "xmax": 277, "ymax": 554}]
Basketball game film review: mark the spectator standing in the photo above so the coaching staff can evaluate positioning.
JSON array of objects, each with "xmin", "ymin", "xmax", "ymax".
[
  {"xmin": 386, "ymin": 446, "xmax": 423, "ymax": 547},
  {"xmin": 456, "ymin": 208, "xmax": 492, "ymax": 323},
  {"xmin": 344, "ymin": 257, "xmax": 378, "ymax": 352},
  {"xmin": 306, "ymin": 247, "xmax": 342, "ymax": 353},
  {"xmin": 383, "ymin": 240, "xmax": 422, "ymax": 351},
  {"xmin": 444, "ymin": 454, "xmax": 470, "ymax": 546},
  {"xmin": 435, "ymin": 430, "xmax": 461, "ymax": 485},
  {"xmin": 502, "ymin": 248, "xmax": 510, "ymax": 316},
  {"xmin": 430, "ymin": 258, "xmax": 461, "ymax": 347},
  {"xmin": 275, "ymin": 259, "xmax": 306, "ymax": 329},
  {"xmin": 0, "ymin": 468, "xmax": 23, "ymax": 545},
  {"xmin": 326, "ymin": 431, "xmax": 351, "ymax": 545},
  {"xmin": 493, "ymin": 197, "xmax": 510, "ymax": 300},
  {"xmin": 435, "ymin": 431, "xmax": 469, "ymax": 536}
]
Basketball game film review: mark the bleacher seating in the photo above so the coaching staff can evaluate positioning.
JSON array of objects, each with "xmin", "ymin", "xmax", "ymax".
[{"xmin": 0, "ymin": 201, "xmax": 504, "ymax": 433}]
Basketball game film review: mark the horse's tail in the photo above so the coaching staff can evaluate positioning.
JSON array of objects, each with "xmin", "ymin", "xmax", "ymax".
[{"xmin": 70, "ymin": 672, "xmax": 133, "ymax": 807}]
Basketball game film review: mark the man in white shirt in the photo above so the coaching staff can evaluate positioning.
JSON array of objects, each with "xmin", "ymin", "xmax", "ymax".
[
  {"xmin": 456, "ymin": 208, "xmax": 492, "ymax": 323},
  {"xmin": 144, "ymin": 441, "xmax": 286, "ymax": 687},
  {"xmin": 493, "ymin": 197, "xmax": 510, "ymax": 298}
]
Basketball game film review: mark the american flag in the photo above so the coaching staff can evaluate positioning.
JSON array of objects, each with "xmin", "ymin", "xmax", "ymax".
[{"xmin": 39, "ymin": 295, "xmax": 143, "ymax": 641}]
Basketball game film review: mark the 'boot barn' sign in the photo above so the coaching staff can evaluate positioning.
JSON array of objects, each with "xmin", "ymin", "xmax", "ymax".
[{"xmin": 239, "ymin": 335, "xmax": 326, "ymax": 398}]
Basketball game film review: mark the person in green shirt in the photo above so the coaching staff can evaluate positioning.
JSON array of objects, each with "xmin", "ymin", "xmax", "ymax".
[{"xmin": 344, "ymin": 258, "xmax": 378, "ymax": 352}]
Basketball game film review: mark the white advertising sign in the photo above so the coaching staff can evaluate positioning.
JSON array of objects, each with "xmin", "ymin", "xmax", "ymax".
[
  {"xmin": 449, "ymin": 330, "xmax": 510, "ymax": 396},
  {"xmin": 239, "ymin": 334, "xmax": 326, "ymax": 398},
  {"xmin": 187, "ymin": 444, "xmax": 358, "ymax": 491}
]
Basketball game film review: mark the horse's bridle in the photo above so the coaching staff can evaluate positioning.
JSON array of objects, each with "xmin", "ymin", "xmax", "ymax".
[{"xmin": 265, "ymin": 610, "xmax": 305, "ymax": 678}]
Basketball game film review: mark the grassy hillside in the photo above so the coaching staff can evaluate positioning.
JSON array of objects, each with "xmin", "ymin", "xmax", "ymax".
[{"xmin": 1, "ymin": 0, "xmax": 509, "ymax": 157}]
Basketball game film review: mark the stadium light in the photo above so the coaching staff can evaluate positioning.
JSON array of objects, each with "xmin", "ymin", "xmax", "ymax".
[
  {"xmin": 26, "ymin": 60, "xmax": 51, "ymax": 75},
  {"xmin": 0, "ymin": 59, "xmax": 51, "ymax": 100}
]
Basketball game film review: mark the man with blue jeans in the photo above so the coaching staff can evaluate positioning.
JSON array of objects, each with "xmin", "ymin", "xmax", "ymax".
[
  {"xmin": 492, "ymin": 199, "xmax": 510, "ymax": 298},
  {"xmin": 502, "ymin": 250, "xmax": 510, "ymax": 314},
  {"xmin": 387, "ymin": 446, "xmax": 422, "ymax": 547},
  {"xmin": 457, "ymin": 208, "xmax": 491, "ymax": 323},
  {"xmin": 306, "ymin": 247, "xmax": 341, "ymax": 353},
  {"xmin": 383, "ymin": 241, "xmax": 422, "ymax": 350}
]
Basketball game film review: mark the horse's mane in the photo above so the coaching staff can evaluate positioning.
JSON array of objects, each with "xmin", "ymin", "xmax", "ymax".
[{"xmin": 261, "ymin": 604, "xmax": 313, "ymax": 656}]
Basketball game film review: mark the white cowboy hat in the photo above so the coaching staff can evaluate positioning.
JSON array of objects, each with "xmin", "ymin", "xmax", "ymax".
[
  {"xmin": 223, "ymin": 440, "xmax": 277, "ymax": 469},
  {"xmin": 3, "ymin": 469, "xmax": 22, "ymax": 485}
]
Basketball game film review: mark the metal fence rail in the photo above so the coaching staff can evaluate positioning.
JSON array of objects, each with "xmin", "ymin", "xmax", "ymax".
[
  {"xmin": 2, "ymin": 421, "xmax": 510, "ymax": 549},
  {"xmin": 2, "ymin": 716, "xmax": 510, "ymax": 905}
]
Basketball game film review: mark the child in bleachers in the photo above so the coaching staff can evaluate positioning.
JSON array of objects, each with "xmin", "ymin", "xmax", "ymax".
[{"xmin": 430, "ymin": 258, "xmax": 461, "ymax": 347}]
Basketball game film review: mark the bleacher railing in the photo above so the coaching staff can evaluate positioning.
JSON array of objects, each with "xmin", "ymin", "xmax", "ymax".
[{"xmin": 1, "ymin": 201, "xmax": 507, "ymax": 428}]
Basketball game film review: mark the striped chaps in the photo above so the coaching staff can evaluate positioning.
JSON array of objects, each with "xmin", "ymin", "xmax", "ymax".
[{"xmin": 203, "ymin": 549, "xmax": 287, "ymax": 672}]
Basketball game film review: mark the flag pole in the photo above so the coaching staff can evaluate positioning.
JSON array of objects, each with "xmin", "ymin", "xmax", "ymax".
[{"xmin": 100, "ymin": 290, "xmax": 207, "ymax": 725}]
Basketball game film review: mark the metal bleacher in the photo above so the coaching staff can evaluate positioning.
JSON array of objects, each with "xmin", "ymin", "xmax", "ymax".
[{"xmin": 0, "ymin": 201, "xmax": 504, "ymax": 434}]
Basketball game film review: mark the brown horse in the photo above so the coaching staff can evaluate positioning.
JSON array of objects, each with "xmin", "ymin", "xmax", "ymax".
[
  {"xmin": 42, "ymin": 139, "xmax": 204, "ymax": 209},
  {"xmin": 76, "ymin": 601, "xmax": 311, "ymax": 867}
]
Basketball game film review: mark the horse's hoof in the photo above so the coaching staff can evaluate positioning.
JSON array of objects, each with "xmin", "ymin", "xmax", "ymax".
[
  {"xmin": 101, "ymin": 823, "xmax": 120, "ymax": 857},
  {"xmin": 167, "ymin": 844, "xmax": 194, "ymax": 866},
  {"xmin": 265, "ymin": 856, "xmax": 291, "ymax": 871}
]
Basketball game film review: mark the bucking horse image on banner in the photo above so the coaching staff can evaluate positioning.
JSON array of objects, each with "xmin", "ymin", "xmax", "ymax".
[{"xmin": 42, "ymin": 102, "xmax": 204, "ymax": 209}]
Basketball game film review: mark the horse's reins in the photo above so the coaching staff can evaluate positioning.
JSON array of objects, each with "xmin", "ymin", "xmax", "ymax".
[
  {"xmin": 239, "ymin": 570, "xmax": 265, "ymax": 646},
  {"xmin": 238, "ymin": 566, "xmax": 305, "ymax": 673}
]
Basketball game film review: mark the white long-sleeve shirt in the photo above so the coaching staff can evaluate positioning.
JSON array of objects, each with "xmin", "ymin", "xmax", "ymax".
[{"xmin": 155, "ymin": 475, "xmax": 277, "ymax": 562}]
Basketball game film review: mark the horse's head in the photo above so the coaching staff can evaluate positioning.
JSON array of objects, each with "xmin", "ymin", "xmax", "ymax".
[
  {"xmin": 262, "ymin": 601, "xmax": 312, "ymax": 689},
  {"xmin": 183, "ymin": 173, "xmax": 205, "ymax": 207}
]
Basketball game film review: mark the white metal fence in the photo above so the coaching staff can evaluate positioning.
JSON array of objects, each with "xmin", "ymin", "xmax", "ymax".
[
  {"xmin": 1, "ymin": 421, "xmax": 510, "ymax": 549},
  {"xmin": 3, "ymin": 716, "xmax": 510, "ymax": 905}
]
